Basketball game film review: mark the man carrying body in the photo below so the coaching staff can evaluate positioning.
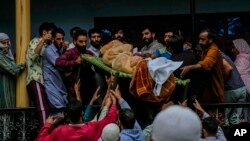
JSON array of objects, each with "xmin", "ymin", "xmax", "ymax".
[{"xmin": 180, "ymin": 29, "xmax": 224, "ymax": 104}]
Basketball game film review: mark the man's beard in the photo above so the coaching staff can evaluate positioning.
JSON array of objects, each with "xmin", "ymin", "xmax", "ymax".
[
  {"xmin": 115, "ymin": 36, "xmax": 123, "ymax": 41},
  {"xmin": 76, "ymin": 45, "xmax": 86, "ymax": 53},
  {"xmin": 91, "ymin": 41, "xmax": 101, "ymax": 49},
  {"xmin": 199, "ymin": 44, "xmax": 209, "ymax": 50},
  {"xmin": 143, "ymin": 38, "xmax": 153, "ymax": 46},
  {"xmin": 54, "ymin": 43, "xmax": 63, "ymax": 48}
]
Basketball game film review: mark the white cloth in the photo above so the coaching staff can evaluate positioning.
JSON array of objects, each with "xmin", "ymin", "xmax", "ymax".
[
  {"xmin": 147, "ymin": 57, "xmax": 182, "ymax": 96},
  {"xmin": 152, "ymin": 105, "xmax": 202, "ymax": 141}
]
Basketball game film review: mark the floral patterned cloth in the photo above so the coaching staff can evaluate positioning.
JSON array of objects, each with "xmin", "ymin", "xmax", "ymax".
[{"xmin": 26, "ymin": 37, "xmax": 45, "ymax": 85}]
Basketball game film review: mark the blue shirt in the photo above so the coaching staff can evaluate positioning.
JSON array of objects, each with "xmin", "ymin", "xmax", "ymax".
[
  {"xmin": 154, "ymin": 47, "xmax": 172, "ymax": 59},
  {"xmin": 42, "ymin": 44, "xmax": 68, "ymax": 108},
  {"xmin": 119, "ymin": 99, "xmax": 145, "ymax": 141}
]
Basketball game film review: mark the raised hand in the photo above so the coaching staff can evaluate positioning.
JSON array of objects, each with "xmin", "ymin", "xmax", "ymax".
[
  {"xmin": 110, "ymin": 93, "xmax": 117, "ymax": 105},
  {"xmin": 103, "ymin": 95, "xmax": 112, "ymax": 108},
  {"xmin": 75, "ymin": 56, "xmax": 82, "ymax": 64},
  {"xmin": 89, "ymin": 86, "xmax": 100, "ymax": 105},
  {"xmin": 110, "ymin": 85, "xmax": 122, "ymax": 100},
  {"xmin": 105, "ymin": 74, "xmax": 115, "ymax": 87},
  {"xmin": 193, "ymin": 99, "xmax": 205, "ymax": 114},
  {"xmin": 74, "ymin": 79, "xmax": 81, "ymax": 101},
  {"xmin": 161, "ymin": 101, "xmax": 174, "ymax": 110}
]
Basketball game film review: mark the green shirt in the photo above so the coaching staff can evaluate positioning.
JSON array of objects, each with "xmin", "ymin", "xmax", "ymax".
[{"xmin": 0, "ymin": 51, "xmax": 24, "ymax": 108}]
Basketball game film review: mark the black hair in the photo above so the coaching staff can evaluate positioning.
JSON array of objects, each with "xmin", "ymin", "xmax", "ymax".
[
  {"xmin": 38, "ymin": 22, "xmax": 57, "ymax": 36},
  {"xmin": 73, "ymin": 29, "xmax": 87, "ymax": 41},
  {"xmin": 141, "ymin": 25, "xmax": 156, "ymax": 33},
  {"xmin": 119, "ymin": 108, "xmax": 136, "ymax": 129},
  {"xmin": 200, "ymin": 28, "xmax": 216, "ymax": 41},
  {"xmin": 168, "ymin": 35, "xmax": 185, "ymax": 54},
  {"xmin": 202, "ymin": 117, "xmax": 219, "ymax": 135},
  {"xmin": 66, "ymin": 100, "xmax": 83, "ymax": 124},
  {"xmin": 111, "ymin": 27, "xmax": 124, "ymax": 35},
  {"xmin": 51, "ymin": 27, "xmax": 65, "ymax": 38},
  {"xmin": 164, "ymin": 27, "xmax": 179, "ymax": 36},
  {"xmin": 88, "ymin": 28, "xmax": 101, "ymax": 38},
  {"xmin": 70, "ymin": 26, "xmax": 81, "ymax": 37}
]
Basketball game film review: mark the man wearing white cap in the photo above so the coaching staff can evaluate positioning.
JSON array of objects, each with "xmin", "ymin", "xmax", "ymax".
[
  {"xmin": 151, "ymin": 105, "xmax": 202, "ymax": 141},
  {"xmin": 99, "ymin": 123, "xmax": 120, "ymax": 141}
]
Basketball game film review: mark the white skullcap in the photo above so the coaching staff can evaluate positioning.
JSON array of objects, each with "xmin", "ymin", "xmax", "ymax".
[
  {"xmin": 152, "ymin": 105, "xmax": 201, "ymax": 141},
  {"xmin": 101, "ymin": 123, "xmax": 120, "ymax": 141}
]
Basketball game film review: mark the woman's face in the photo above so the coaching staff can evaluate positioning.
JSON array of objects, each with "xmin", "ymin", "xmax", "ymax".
[{"xmin": 0, "ymin": 39, "xmax": 10, "ymax": 47}]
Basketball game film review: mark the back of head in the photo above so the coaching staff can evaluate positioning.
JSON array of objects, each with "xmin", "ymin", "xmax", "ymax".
[
  {"xmin": 66, "ymin": 100, "xmax": 83, "ymax": 124},
  {"xmin": 101, "ymin": 123, "xmax": 120, "ymax": 141},
  {"xmin": 202, "ymin": 117, "xmax": 219, "ymax": 135},
  {"xmin": 168, "ymin": 35, "xmax": 184, "ymax": 54},
  {"xmin": 151, "ymin": 105, "xmax": 201, "ymax": 141},
  {"xmin": 119, "ymin": 108, "xmax": 135, "ymax": 129}
]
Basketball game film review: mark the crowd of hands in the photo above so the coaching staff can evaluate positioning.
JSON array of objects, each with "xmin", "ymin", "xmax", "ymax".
[{"xmin": 45, "ymin": 74, "xmax": 206, "ymax": 126}]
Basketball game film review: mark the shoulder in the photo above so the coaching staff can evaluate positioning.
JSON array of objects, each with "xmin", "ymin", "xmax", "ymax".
[
  {"xmin": 28, "ymin": 37, "xmax": 40, "ymax": 48},
  {"xmin": 30, "ymin": 37, "xmax": 40, "ymax": 43}
]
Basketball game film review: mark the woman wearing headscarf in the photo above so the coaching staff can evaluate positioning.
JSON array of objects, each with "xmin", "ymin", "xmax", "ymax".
[
  {"xmin": 233, "ymin": 39, "xmax": 250, "ymax": 94},
  {"xmin": 0, "ymin": 33, "xmax": 25, "ymax": 108},
  {"xmin": 232, "ymin": 38, "xmax": 250, "ymax": 122}
]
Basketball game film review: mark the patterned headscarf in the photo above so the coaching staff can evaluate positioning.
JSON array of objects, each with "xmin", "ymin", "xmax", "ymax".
[
  {"xmin": 0, "ymin": 33, "xmax": 14, "ymax": 60},
  {"xmin": 233, "ymin": 38, "xmax": 250, "ymax": 54}
]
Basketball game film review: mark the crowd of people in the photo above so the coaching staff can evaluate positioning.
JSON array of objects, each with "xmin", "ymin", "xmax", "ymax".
[{"xmin": 1, "ymin": 21, "xmax": 250, "ymax": 141}]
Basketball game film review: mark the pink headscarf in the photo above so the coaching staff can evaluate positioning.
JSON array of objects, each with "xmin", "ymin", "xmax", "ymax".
[
  {"xmin": 233, "ymin": 38, "xmax": 250, "ymax": 54},
  {"xmin": 233, "ymin": 38, "xmax": 250, "ymax": 94}
]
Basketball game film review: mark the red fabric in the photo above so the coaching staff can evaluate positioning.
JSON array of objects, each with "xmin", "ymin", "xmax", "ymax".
[
  {"xmin": 129, "ymin": 60, "xmax": 175, "ymax": 103},
  {"xmin": 130, "ymin": 60, "xmax": 152, "ymax": 96},
  {"xmin": 37, "ymin": 105, "xmax": 117, "ymax": 141}
]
